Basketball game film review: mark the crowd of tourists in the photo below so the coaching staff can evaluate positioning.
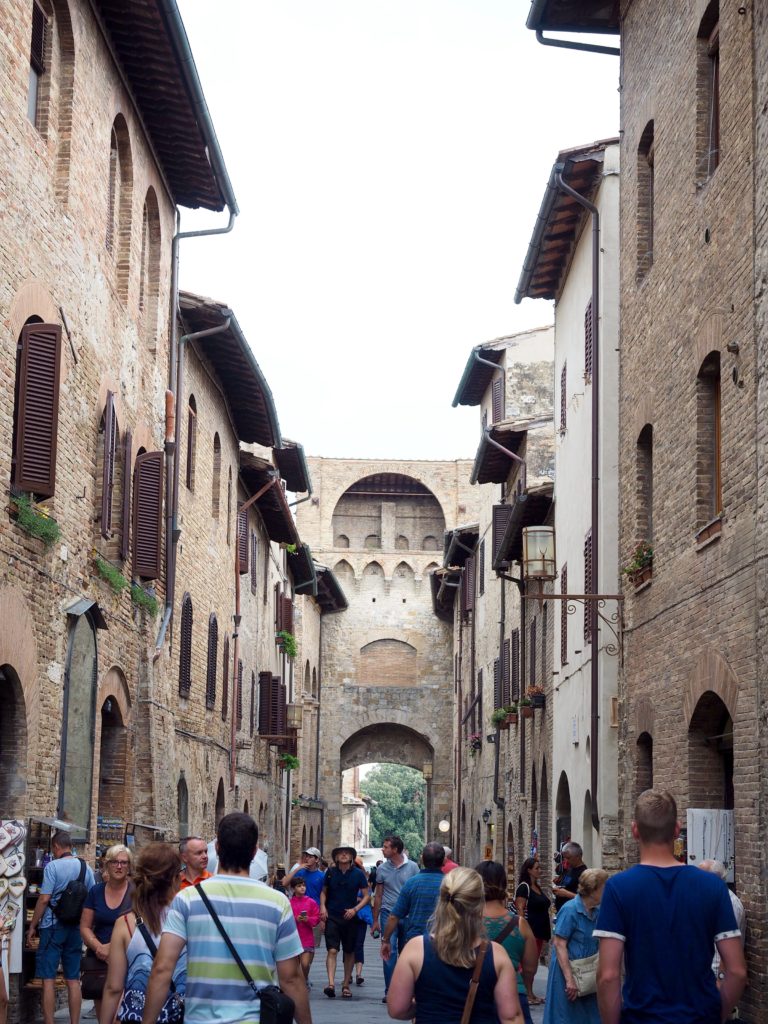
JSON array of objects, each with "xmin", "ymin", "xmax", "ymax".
[{"xmin": 3, "ymin": 788, "xmax": 747, "ymax": 1024}]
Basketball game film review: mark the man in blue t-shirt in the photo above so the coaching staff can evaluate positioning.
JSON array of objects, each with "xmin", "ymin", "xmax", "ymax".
[
  {"xmin": 281, "ymin": 846, "xmax": 325, "ymax": 904},
  {"xmin": 594, "ymin": 789, "xmax": 746, "ymax": 1024},
  {"xmin": 319, "ymin": 845, "xmax": 369, "ymax": 998}
]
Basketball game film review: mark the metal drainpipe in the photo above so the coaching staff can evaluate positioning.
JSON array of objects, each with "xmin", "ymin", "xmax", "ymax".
[
  {"xmin": 555, "ymin": 171, "xmax": 601, "ymax": 833},
  {"xmin": 315, "ymin": 614, "xmax": 322, "ymax": 801},
  {"xmin": 493, "ymin": 573, "xmax": 506, "ymax": 817},
  {"xmin": 456, "ymin": 603, "xmax": 464, "ymax": 856},
  {"xmin": 154, "ymin": 209, "xmax": 238, "ymax": 657},
  {"xmin": 473, "ymin": 351, "xmax": 506, "ymax": 410},
  {"xmin": 534, "ymin": 30, "xmax": 619, "ymax": 57}
]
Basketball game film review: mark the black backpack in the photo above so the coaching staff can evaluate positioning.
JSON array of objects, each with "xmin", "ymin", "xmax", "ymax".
[{"xmin": 52, "ymin": 858, "xmax": 88, "ymax": 925}]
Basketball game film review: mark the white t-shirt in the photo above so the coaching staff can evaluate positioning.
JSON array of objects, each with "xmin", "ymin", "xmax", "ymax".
[{"xmin": 206, "ymin": 840, "xmax": 268, "ymax": 881}]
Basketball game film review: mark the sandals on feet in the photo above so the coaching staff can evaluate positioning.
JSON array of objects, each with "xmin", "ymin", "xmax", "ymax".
[
  {"xmin": 341, "ymin": 987, "xmax": 352, "ymax": 999},
  {"xmin": 323, "ymin": 986, "xmax": 335, "ymax": 998},
  {"xmin": 356, "ymin": 977, "xmax": 364, "ymax": 986}
]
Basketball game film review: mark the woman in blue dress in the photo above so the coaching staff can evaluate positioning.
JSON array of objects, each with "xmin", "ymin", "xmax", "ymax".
[{"xmin": 543, "ymin": 868, "xmax": 608, "ymax": 1024}]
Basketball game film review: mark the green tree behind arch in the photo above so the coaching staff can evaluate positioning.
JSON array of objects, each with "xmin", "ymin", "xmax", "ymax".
[{"xmin": 360, "ymin": 763, "xmax": 425, "ymax": 859}]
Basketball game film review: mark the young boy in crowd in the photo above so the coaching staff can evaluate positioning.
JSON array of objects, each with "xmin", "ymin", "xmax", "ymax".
[{"xmin": 290, "ymin": 877, "xmax": 320, "ymax": 982}]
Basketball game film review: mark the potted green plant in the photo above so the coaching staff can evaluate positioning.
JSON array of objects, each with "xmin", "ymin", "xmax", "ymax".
[
  {"xmin": 519, "ymin": 696, "xmax": 534, "ymax": 720},
  {"xmin": 490, "ymin": 707, "xmax": 509, "ymax": 730},
  {"xmin": 622, "ymin": 541, "xmax": 653, "ymax": 586},
  {"xmin": 275, "ymin": 630, "xmax": 298, "ymax": 658},
  {"xmin": 278, "ymin": 753, "xmax": 300, "ymax": 771},
  {"xmin": 468, "ymin": 732, "xmax": 482, "ymax": 754},
  {"xmin": 10, "ymin": 492, "xmax": 61, "ymax": 547},
  {"xmin": 527, "ymin": 686, "xmax": 545, "ymax": 709},
  {"xmin": 505, "ymin": 704, "xmax": 519, "ymax": 726}
]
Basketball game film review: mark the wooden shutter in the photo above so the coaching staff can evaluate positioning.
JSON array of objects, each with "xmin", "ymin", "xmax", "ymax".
[
  {"xmin": 30, "ymin": 1, "xmax": 46, "ymax": 73},
  {"xmin": 185, "ymin": 402, "xmax": 196, "ymax": 490},
  {"xmin": 101, "ymin": 391, "xmax": 117, "ymax": 538},
  {"xmin": 258, "ymin": 671, "xmax": 272, "ymax": 734},
  {"xmin": 132, "ymin": 450, "xmax": 163, "ymax": 580},
  {"xmin": 511, "ymin": 629, "xmax": 520, "ymax": 700},
  {"xmin": 584, "ymin": 532, "xmax": 593, "ymax": 642},
  {"xmin": 502, "ymin": 639, "xmax": 511, "ymax": 705},
  {"xmin": 236, "ymin": 660, "xmax": 243, "ymax": 730},
  {"xmin": 277, "ymin": 680, "xmax": 287, "ymax": 739},
  {"xmin": 493, "ymin": 658, "xmax": 501, "ymax": 708},
  {"xmin": 237, "ymin": 504, "xmax": 249, "ymax": 575},
  {"xmin": 491, "ymin": 376, "xmax": 504, "ymax": 424},
  {"xmin": 275, "ymin": 584, "xmax": 282, "ymax": 631},
  {"xmin": 584, "ymin": 298, "xmax": 594, "ymax": 379},
  {"xmin": 561, "ymin": 564, "xmax": 568, "ymax": 665},
  {"xmin": 250, "ymin": 672, "xmax": 256, "ymax": 736},
  {"xmin": 222, "ymin": 637, "xmax": 230, "ymax": 721},
  {"xmin": 120, "ymin": 431, "xmax": 132, "ymax": 561},
  {"xmin": 250, "ymin": 533, "xmax": 258, "ymax": 594},
  {"xmin": 461, "ymin": 556, "xmax": 476, "ymax": 617},
  {"xmin": 560, "ymin": 363, "xmax": 567, "ymax": 431},
  {"xmin": 14, "ymin": 323, "xmax": 62, "ymax": 498},
  {"xmin": 269, "ymin": 674, "xmax": 282, "ymax": 735},
  {"xmin": 205, "ymin": 614, "xmax": 218, "ymax": 710},
  {"xmin": 530, "ymin": 618, "xmax": 537, "ymax": 687},
  {"xmin": 281, "ymin": 595, "xmax": 294, "ymax": 634},
  {"xmin": 178, "ymin": 594, "xmax": 192, "ymax": 697},
  {"xmin": 478, "ymin": 539, "xmax": 485, "ymax": 596},
  {"xmin": 492, "ymin": 504, "xmax": 514, "ymax": 565}
]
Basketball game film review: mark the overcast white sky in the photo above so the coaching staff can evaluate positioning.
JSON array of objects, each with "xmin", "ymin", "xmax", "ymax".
[{"xmin": 175, "ymin": 1, "xmax": 619, "ymax": 461}]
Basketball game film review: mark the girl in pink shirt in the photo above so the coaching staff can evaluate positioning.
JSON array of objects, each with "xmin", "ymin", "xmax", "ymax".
[{"xmin": 290, "ymin": 878, "xmax": 320, "ymax": 981}]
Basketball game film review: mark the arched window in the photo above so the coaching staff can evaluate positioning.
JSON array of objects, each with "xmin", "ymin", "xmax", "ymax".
[
  {"xmin": 139, "ymin": 188, "xmax": 161, "ymax": 349},
  {"xmin": 221, "ymin": 635, "xmax": 229, "ymax": 722},
  {"xmin": 205, "ymin": 614, "xmax": 218, "ymax": 710},
  {"xmin": 212, "ymin": 434, "xmax": 221, "ymax": 518},
  {"xmin": 179, "ymin": 593, "xmax": 193, "ymax": 697},
  {"xmin": 636, "ymin": 424, "xmax": 653, "ymax": 544},
  {"xmin": 186, "ymin": 395, "xmax": 197, "ymax": 490},
  {"xmin": 696, "ymin": 1, "xmax": 720, "ymax": 184},
  {"xmin": 696, "ymin": 352, "xmax": 722, "ymax": 527},
  {"xmin": 312, "ymin": 667, "xmax": 317, "ymax": 698},
  {"xmin": 637, "ymin": 121, "xmax": 655, "ymax": 280},
  {"xmin": 226, "ymin": 467, "xmax": 232, "ymax": 544},
  {"xmin": 105, "ymin": 116, "xmax": 133, "ymax": 301},
  {"xmin": 177, "ymin": 777, "xmax": 189, "ymax": 839},
  {"xmin": 335, "ymin": 534, "xmax": 350, "ymax": 549}
]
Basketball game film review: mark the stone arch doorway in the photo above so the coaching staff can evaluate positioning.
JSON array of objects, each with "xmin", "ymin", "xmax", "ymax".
[
  {"xmin": 98, "ymin": 696, "xmax": 128, "ymax": 843},
  {"xmin": 330, "ymin": 473, "xmax": 446, "ymax": 553},
  {"xmin": 0, "ymin": 665, "xmax": 28, "ymax": 816},
  {"xmin": 688, "ymin": 692, "xmax": 733, "ymax": 809},
  {"xmin": 215, "ymin": 779, "xmax": 226, "ymax": 827},
  {"xmin": 337, "ymin": 722, "xmax": 439, "ymax": 843},
  {"xmin": 177, "ymin": 777, "xmax": 189, "ymax": 839},
  {"xmin": 555, "ymin": 771, "xmax": 572, "ymax": 850}
]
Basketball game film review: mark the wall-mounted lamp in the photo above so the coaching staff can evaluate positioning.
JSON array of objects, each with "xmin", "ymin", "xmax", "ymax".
[
  {"xmin": 438, "ymin": 818, "xmax": 451, "ymax": 834},
  {"xmin": 522, "ymin": 526, "xmax": 556, "ymax": 582},
  {"xmin": 482, "ymin": 808, "xmax": 493, "ymax": 825},
  {"xmin": 286, "ymin": 703, "xmax": 303, "ymax": 730},
  {"xmin": 422, "ymin": 762, "xmax": 433, "ymax": 780}
]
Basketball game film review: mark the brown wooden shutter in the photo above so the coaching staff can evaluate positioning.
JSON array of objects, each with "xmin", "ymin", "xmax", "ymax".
[
  {"xmin": 530, "ymin": 618, "xmax": 537, "ymax": 686},
  {"xmin": 281, "ymin": 595, "xmax": 294, "ymax": 635},
  {"xmin": 178, "ymin": 593, "xmax": 192, "ymax": 697},
  {"xmin": 277, "ymin": 680, "xmax": 287, "ymax": 739},
  {"xmin": 584, "ymin": 298, "xmax": 594, "ymax": 378},
  {"xmin": 478, "ymin": 539, "xmax": 485, "ymax": 596},
  {"xmin": 101, "ymin": 391, "xmax": 117, "ymax": 538},
  {"xmin": 269, "ymin": 674, "xmax": 282, "ymax": 735},
  {"xmin": 222, "ymin": 637, "xmax": 230, "ymax": 721},
  {"xmin": 491, "ymin": 377, "xmax": 504, "ymax": 424},
  {"xmin": 206, "ymin": 614, "xmax": 218, "ymax": 710},
  {"xmin": 237, "ymin": 504, "xmax": 249, "ymax": 575},
  {"xmin": 14, "ymin": 323, "xmax": 62, "ymax": 498},
  {"xmin": 584, "ymin": 532, "xmax": 593, "ymax": 642},
  {"xmin": 258, "ymin": 671, "xmax": 272, "ymax": 734},
  {"xmin": 275, "ymin": 584, "xmax": 282, "ymax": 632},
  {"xmin": 493, "ymin": 658, "xmax": 501, "ymax": 708},
  {"xmin": 461, "ymin": 556, "xmax": 476, "ymax": 616},
  {"xmin": 132, "ymin": 451, "xmax": 163, "ymax": 580},
  {"xmin": 492, "ymin": 504, "xmax": 514, "ymax": 565},
  {"xmin": 120, "ymin": 431, "xmax": 132, "ymax": 561},
  {"xmin": 560, "ymin": 362, "xmax": 567, "ymax": 431},
  {"xmin": 30, "ymin": 2, "xmax": 46, "ymax": 73},
  {"xmin": 511, "ymin": 629, "xmax": 520, "ymax": 700},
  {"xmin": 250, "ymin": 533, "xmax": 258, "ymax": 594},
  {"xmin": 249, "ymin": 672, "xmax": 256, "ymax": 737},
  {"xmin": 236, "ymin": 659, "xmax": 243, "ymax": 730},
  {"xmin": 502, "ymin": 638, "xmax": 511, "ymax": 705},
  {"xmin": 560, "ymin": 564, "xmax": 568, "ymax": 665}
]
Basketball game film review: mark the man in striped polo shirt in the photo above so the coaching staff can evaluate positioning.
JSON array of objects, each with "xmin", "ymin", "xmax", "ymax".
[{"xmin": 142, "ymin": 812, "xmax": 311, "ymax": 1024}]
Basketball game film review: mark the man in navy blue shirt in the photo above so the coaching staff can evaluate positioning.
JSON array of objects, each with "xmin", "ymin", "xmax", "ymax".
[
  {"xmin": 594, "ymin": 789, "xmax": 746, "ymax": 1024},
  {"xmin": 381, "ymin": 842, "xmax": 445, "ymax": 952},
  {"xmin": 319, "ymin": 845, "xmax": 369, "ymax": 998}
]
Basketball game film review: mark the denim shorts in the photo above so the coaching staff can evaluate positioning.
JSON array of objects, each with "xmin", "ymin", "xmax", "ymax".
[{"xmin": 36, "ymin": 924, "xmax": 83, "ymax": 980}]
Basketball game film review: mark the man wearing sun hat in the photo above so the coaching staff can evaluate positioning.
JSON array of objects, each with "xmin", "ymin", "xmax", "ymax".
[
  {"xmin": 318, "ymin": 845, "xmax": 369, "ymax": 999},
  {"xmin": 281, "ymin": 846, "xmax": 325, "ymax": 905}
]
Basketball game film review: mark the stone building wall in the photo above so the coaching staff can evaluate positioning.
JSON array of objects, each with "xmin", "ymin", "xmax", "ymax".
[{"xmin": 618, "ymin": 0, "xmax": 762, "ymax": 1010}]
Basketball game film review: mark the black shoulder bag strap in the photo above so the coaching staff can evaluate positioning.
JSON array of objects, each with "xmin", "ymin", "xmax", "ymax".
[
  {"xmin": 77, "ymin": 857, "xmax": 87, "ymax": 884},
  {"xmin": 136, "ymin": 918, "xmax": 176, "ymax": 993},
  {"xmin": 194, "ymin": 883, "xmax": 260, "ymax": 996},
  {"xmin": 492, "ymin": 914, "xmax": 520, "ymax": 947}
]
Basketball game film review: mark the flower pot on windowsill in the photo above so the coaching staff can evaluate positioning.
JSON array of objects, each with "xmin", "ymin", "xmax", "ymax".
[
  {"xmin": 630, "ymin": 564, "xmax": 653, "ymax": 588},
  {"xmin": 530, "ymin": 693, "xmax": 545, "ymax": 709},
  {"xmin": 520, "ymin": 701, "xmax": 534, "ymax": 720},
  {"xmin": 506, "ymin": 712, "xmax": 519, "ymax": 727}
]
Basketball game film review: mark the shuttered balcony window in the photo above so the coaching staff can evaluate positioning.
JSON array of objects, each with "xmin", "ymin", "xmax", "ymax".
[
  {"xmin": 237, "ymin": 504, "xmax": 249, "ymax": 575},
  {"xmin": 221, "ymin": 637, "xmax": 230, "ymax": 722},
  {"xmin": 205, "ymin": 614, "xmax": 218, "ymax": 710},
  {"xmin": 12, "ymin": 322, "xmax": 62, "ymax": 499},
  {"xmin": 258, "ymin": 671, "xmax": 272, "ymax": 735},
  {"xmin": 249, "ymin": 671, "xmax": 256, "ymax": 737},
  {"xmin": 132, "ymin": 450, "xmax": 163, "ymax": 580},
  {"xmin": 179, "ymin": 594, "xmax": 193, "ymax": 698},
  {"xmin": 236, "ymin": 659, "xmax": 243, "ymax": 730}
]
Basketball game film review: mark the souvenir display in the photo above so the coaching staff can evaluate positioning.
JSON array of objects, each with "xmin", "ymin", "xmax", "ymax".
[{"xmin": 0, "ymin": 819, "xmax": 27, "ymax": 974}]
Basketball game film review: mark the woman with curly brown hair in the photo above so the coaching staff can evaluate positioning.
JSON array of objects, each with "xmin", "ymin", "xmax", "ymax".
[
  {"xmin": 387, "ymin": 866, "xmax": 523, "ymax": 1024},
  {"xmin": 100, "ymin": 844, "xmax": 187, "ymax": 1024}
]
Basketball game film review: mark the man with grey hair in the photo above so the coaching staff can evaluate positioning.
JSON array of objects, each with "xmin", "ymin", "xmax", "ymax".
[
  {"xmin": 699, "ymin": 860, "xmax": 746, "ymax": 977},
  {"xmin": 553, "ymin": 841, "xmax": 587, "ymax": 911},
  {"xmin": 441, "ymin": 846, "xmax": 459, "ymax": 873},
  {"xmin": 179, "ymin": 836, "xmax": 211, "ymax": 889},
  {"xmin": 381, "ymin": 842, "xmax": 445, "ymax": 955}
]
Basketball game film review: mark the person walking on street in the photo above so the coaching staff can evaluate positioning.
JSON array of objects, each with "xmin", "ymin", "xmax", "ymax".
[
  {"xmin": 80, "ymin": 844, "xmax": 134, "ymax": 1017},
  {"xmin": 552, "ymin": 843, "xmax": 586, "ymax": 912},
  {"xmin": 179, "ymin": 837, "xmax": 211, "ymax": 890},
  {"xmin": 441, "ymin": 847, "xmax": 459, "ymax": 873},
  {"xmin": 515, "ymin": 856, "xmax": 552, "ymax": 1002},
  {"xmin": 477, "ymin": 860, "xmax": 538, "ymax": 1024},
  {"xmin": 319, "ymin": 845, "xmax": 369, "ymax": 999},
  {"xmin": 381, "ymin": 842, "xmax": 445, "ymax": 954},
  {"xmin": 289, "ymin": 878, "xmax": 320, "ymax": 984},
  {"xmin": 142, "ymin": 812, "xmax": 311, "ymax": 1024},
  {"xmin": 698, "ymin": 859, "xmax": 747, "ymax": 979},
  {"xmin": 595, "ymin": 789, "xmax": 746, "ymax": 1024},
  {"xmin": 281, "ymin": 848, "xmax": 325, "ymax": 905},
  {"xmin": 26, "ymin": 831, "xmax": 96, "ymax": 1024},
  {"xmin": 372, "ymin": 835, "xmax": 418, "ymax": 1001}
]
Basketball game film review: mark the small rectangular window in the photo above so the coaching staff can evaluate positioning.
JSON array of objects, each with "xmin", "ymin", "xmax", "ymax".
[{"xmin": 28, "ymin": 2, "xmax": 46, "ymax": 126}]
